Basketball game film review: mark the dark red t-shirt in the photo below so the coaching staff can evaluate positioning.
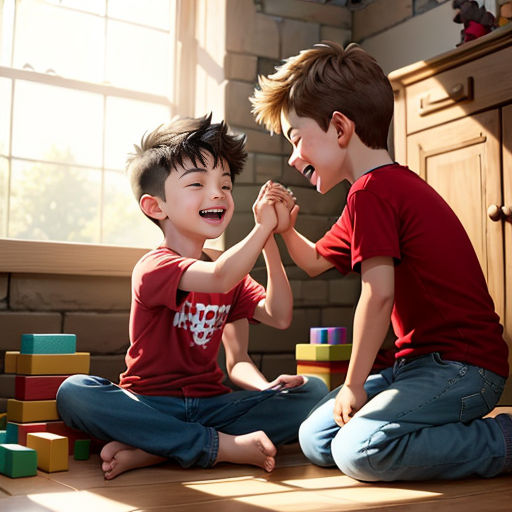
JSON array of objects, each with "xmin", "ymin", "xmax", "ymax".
[
  {"xmin": 316, "ymin": 163, "xmax": 508, "ymax": 377},
  {"xmin": 119, "ymin": 247, "xmax": 266, "ymax": 396}
]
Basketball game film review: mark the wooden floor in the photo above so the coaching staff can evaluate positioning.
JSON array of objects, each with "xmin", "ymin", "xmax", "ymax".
[{"xmin": 2, "ymin": 408, "xmax": 512, "ymax": 512}]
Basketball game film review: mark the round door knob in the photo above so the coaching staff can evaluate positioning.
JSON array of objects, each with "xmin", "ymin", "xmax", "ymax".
[
  {"xmin": 502, "ymin": 205, "xmax": 512, "ymax": 220},
  {"xmin": 487, "ymin": 204, "xmax": 502, "ymax": 221}
]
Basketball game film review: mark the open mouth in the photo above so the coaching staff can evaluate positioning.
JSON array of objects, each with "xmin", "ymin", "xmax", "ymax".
[
  {"xmin": 199, "ymin": 208, "xmax": 226, "ymax": 220},
  {"xmin": 302, "ymin": 165, "xmax": 315, "ymax": 181}
]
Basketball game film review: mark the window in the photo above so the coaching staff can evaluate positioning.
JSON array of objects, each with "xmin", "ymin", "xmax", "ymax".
[{"xmin": 0, "ymin": 0, "xmax": 176, "ymax": 247}]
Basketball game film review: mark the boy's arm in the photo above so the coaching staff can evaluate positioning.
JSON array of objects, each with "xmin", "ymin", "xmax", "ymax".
[
  {"xmin": 280, "ymin": 206, "xmax": 334, "ymax": 277},
  {"xmin": 252, "ymin": 235, "xmax": 292, "ymax": 329},
  {"xmin": 179, "ymin": 182, "xmax": 277, "ymax": 294},
  {"xmin": 333, "ymin": 256, "xmax": 394, "ymax": 426},
  {"xmin": 223, "ymin": 318, "xmax": 305, "ymax": 390}
]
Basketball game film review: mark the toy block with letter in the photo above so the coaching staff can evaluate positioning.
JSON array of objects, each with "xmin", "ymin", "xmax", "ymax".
[
  {"xmin": 26, "ymin": 432, "xmax": 68, "ymax": 472},
  {"xmin": 21, "ymin": 333, "xmax": 76, "ymax": 355},
  {"xmin": 0, "ymin": 444, "xmax": 38, "ymax": 478}
]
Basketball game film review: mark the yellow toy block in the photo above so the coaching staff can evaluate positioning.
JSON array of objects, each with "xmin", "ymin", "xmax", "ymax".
[
  {"xmin": 296, "ymin": 343, "xmax": 352, "ymax": 362},
  {"xmin": 7, "ymin": 399, "xmax": 59, "ymax": 423},
  {"xmin": 16, "ymin": 352, "xmax": 90, "ymax": 376},
  {"xmin": 297, "ymin": 370, "xmax": 346, "ymax": 390},
  {"xmin": 4, "ymin": 351, "xmax": 19, "ymax": 373},
  {"xmin": 26, "ymin": 432, "xmax": 68, "ymax": 472}
]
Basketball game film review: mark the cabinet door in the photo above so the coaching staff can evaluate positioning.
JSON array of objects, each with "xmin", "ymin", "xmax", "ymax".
[
  {"xmin": 503, "ymin": 105, "xmax": 512, "ymax": 346},
  {"xmin": 407, "ymin": 110, "xmax": 504, "ymax": 326}
]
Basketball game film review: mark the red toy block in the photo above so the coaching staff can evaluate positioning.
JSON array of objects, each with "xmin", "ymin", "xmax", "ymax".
[
  {"xmin": 15, "ymin": 375, "xmax": 70, "ymax": 401},
  {"xmin": 6, "ymin": 422, "xmax": 48, "ymax": 446}
]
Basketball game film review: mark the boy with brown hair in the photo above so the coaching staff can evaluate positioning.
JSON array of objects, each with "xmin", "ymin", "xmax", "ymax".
[
  {"xmin": 57, "ymin": 114, "xmax": 327, "ymax": 480},
  {"xmin": 251, "ymin": 42, "xmax": 512, "ymax": 481}
]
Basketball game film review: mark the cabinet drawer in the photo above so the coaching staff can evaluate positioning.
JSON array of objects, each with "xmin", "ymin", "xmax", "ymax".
[{"xmin": 406, "ymin": 45, "xmax": 512, "ymax": 134}]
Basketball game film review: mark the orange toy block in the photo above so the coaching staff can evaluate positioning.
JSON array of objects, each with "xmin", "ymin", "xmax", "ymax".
[
  {"xmin": 7, "ymin": 399, "xmax": 59, "ymax": 423},
  {"xmin": 16, "ymin": 353, "xmax": 90, "ymax": 376},
  {"xmin": 26, "ymin": 432, "xmax": 68, "ymax": 472},
  {"xmin": 4, "ymin": 351, "xmax": 19, "ymax": 373}
]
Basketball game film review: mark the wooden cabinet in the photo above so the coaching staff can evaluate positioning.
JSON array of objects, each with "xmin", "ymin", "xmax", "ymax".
[{"xmin": 389, "ymin": 25, "xmax": 512, "ymax": 401}]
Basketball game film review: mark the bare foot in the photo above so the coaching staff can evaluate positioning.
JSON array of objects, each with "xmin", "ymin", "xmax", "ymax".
[
  {"xmin": 215, "ymin": 431, "xmax": 277, "ymax": 472},
  {"xmin": 100, "ymin": 441, "xmax": 166, "ymax": 480}
]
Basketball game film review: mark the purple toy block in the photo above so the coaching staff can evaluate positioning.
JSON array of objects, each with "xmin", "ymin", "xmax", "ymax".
[
  {"xmin": 310, "ymin": 327, "xmax": 347, "ymax": 345},
  {"xmin": 310, "ymin": 328, "xmax": 328, "ymax": 344}
]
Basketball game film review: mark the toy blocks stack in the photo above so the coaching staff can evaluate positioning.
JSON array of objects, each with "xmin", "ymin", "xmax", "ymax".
[
  {"xmin": 0, "ymin": 333, "xmax": 93, "ymax": 477},
  {"xmin": 296, "ymin": 327, "xmax": 351, "ymax": 390}
]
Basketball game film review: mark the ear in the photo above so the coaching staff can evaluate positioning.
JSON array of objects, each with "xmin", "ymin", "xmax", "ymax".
[
  {"xmin": 331, "ymin": 111, "xmax": 355, "ymax": 148},
  {"xmin": 140, "ymin": 194, "xmax": 167, "ymax": 221}
]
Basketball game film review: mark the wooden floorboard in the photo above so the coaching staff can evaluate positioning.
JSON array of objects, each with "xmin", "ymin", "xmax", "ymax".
[{"xmin": 0, "ymin": 407, "xmax": 511, "ymax": 511}]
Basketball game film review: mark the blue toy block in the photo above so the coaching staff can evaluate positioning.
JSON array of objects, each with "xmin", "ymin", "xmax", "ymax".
[
  {"xmin": 6, "ymin": 422, "xmax": 18, "ymax": 443},
  {"xmin": 0, "ymin": 431, "xmax": 6, "ymax": 443},
  {"xmin": 21, "ymin": 334, "xmax": 77, "ymax": 355}
]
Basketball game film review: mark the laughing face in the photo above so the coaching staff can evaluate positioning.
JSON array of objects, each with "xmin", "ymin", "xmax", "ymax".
[
  {"xmin": 157, "ymin": 152, "xmax": 234, "ymax": 245},
  {"xmin": 280, "ymin": 108, "xmax": 348, "ymax": 194}
]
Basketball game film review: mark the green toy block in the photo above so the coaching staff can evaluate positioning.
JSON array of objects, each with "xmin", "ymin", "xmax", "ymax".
[
  {"xmin": 73, "ymin": 439, "xmax": 91, "ymax": 460},
  {"xmin": 0, "ymin": 431, "xmax": 6, "ymax": 443},
  {"xmin": 0, "ymin": 444, "xmax": 38, "ymax": 478},
  {"xmin": 21, "ymin": 333, "xmax": 77, "ymax": 355},
  {"xmin": 6, "ymin": 422, "xmax": 18, "ymax": 443}
]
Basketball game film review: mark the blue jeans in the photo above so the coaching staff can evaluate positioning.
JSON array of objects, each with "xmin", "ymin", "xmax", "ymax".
[
  {"xmin": 299, "ymin": 353, "xmax": 509, "ymax": 481},
  {"xmin": 57, "ymin": 374, "xmax": 327, "ymax": 468}
]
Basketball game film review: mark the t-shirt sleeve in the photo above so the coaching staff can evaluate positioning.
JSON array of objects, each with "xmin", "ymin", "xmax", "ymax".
[
  {"xmin": 132, "ymin": 251, "xmax": 196, "ymax": 310},
  {"xmin": 349, "ymin": 189, "xmax": 401, "ymax": 271},
  {"xmin": 227, "ymin": 274, "xmax": 266, "ymax": 323}
]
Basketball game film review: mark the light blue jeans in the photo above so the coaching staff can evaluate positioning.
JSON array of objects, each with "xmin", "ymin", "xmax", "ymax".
[
  {"xmin": 57, "ymin": 374, "xmax": 327, "ymax": 468},
  {"xmin": 299, "ymin": 353, "xmax": 511, "ymax": 481}
]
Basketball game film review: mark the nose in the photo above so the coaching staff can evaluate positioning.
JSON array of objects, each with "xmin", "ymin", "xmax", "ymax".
[
  {"xmin": 288, "ymin": 147, "xmax": 301, "ymax": 169},
  {"xmin": 210, "ymin": 184, "xmax": 225, "ymax": 199}
]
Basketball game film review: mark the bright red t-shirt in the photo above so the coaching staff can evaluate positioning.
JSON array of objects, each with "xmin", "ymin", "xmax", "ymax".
[
  {"xmin": 119, "ymin": 247, "xmax": 266, "ymax": 396},
  {"xmin": 316, "ymin": 163, "xmax": 508, "ymax": 377}
]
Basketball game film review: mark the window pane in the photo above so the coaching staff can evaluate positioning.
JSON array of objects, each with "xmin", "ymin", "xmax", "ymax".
[
  {"xmin": 105, "ymin": 96, "xmax": 170, "ymax": 170},
  {"xmin": 0, "ymin": 156, "xmax": 8, "ymax": 236},
  {"xmin": 108, "ymin": 0, "xmax": 170, "ymax": 30},
  {"xmin": 1, "ymin": 0, "xmax": 15, "ymax": 66},
  {"xmin": 0, "ymin": 76, "xmax": 11, "ymax": 155},
  {"xmin": 106, "ymin": 20, "xmax": 170, "ymax": 96},
  {"xmin": 12, "ymin": 80, "xmax": 103, "ymax": 167},
  {"xmin": 14, "ymin": 0, "xmax": 104, "ymax": 82},
  {"xmin": 45, "ymin": 0, "xmax": 106, "ymax": 16},
  {"xmin": 102, "ymin": 169, "xmax": 161, "ymax": 247},
  {"xmin": 9, "ymin": 159, "xmax": 101, "ymax": 243}
]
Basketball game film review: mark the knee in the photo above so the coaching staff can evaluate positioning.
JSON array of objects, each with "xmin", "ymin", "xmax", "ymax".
[
  {"xmin": 302, "ymin": 376, "xmax": 329, "ymax": 403},
  {"xmin": 298, "ymin": 413, "xmax": 333, "ymax": 467},
  {"xmin": 331, "ymin": 426, "xmax": 380, "ymax": 482},
  {"xmin": 56, "ymin": 374, "xmax": 108, "ymax": 418}
]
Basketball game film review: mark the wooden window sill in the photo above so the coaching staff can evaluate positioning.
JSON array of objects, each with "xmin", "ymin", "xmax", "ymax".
[{"xmin": 0, "ymin": 239, "xmax": 150, "ymax": 277}]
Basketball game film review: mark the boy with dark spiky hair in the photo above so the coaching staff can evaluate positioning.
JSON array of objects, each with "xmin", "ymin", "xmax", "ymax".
[
  {"xmin": 251, "ymin": 43, "xmax": 512, "ymax": 482},
  {"xmin": 57, "ymin": 114, "xmax": 327, "ymax": 480}
]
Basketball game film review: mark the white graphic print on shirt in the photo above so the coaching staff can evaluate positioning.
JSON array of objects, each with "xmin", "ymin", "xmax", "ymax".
[{"xmin": 173, "ymin": 300, "xmax": 231, "ymax": 348}]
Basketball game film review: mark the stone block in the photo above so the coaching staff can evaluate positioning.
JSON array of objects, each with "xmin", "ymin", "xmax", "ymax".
[
  {"xmin": 254, "ymin": 153, "xmax": 284, "ymax": 183},
  {"xmin": 320, "ymin": 306, "xmax": 355, "ymax": 343},
  {"xmin": 0, "ymin": 398, "xmax": 7, "ymax": 412},
  {"xmin": 328, "ymin": 275, "xmax": 361, "ymax": 306},
  {"xmin": 0, "ymin": 374, "xmax": 15, "ymax": 399},
  {"xmin": 89, "ymin": 354, "xmax": 127, "ymax": 384},
  {"xmin": 353, "ymin": 0, "xmax": 412, "ymax": 42},
  {"xmin": 281, "ymin": 18, "xmax": 320, "ymax": 60},
  {"xmin": 257, "ymin": 57, "xmax": 282, "ymax": 79},
  {"xmin": 236, "ymin": 152, "xmax": 255, "ymax": 185},
  {"xmin": 249, "ymin": 307, "xmax": 321, "ymax": 352},
  {"xmin": 320, "ymin": 25, "xmax": 352, "ymax": 46},
  {"xmin": 10, "ymin": 274, "xmax": 131, "ymax": 311},
  {"xmin": 262, "ymin": 0, "xmax": 351, "ymax": 28},
  {"xmin": 233, "ymin": 185, "xmax": 261, "ymax": 213},
  {"xmin": 294, "ymin": 214, "xmax": 336, "ymax": 243},
  {"xmin": 226, "ymin": 0, "xmax": 279, "ymax": 58},
  {"xmin": 225, "ymin": 81, "xmax": 261, "ymax": 130},
  {"xmin": 260, "ymin": 353, "xmax": 297, "ymax": 381},
  {"xmin": 0, "ymin": 312, "xmax": 62, "ymax": 351},
  {"xmin": 224, "ymin": 52, "xmax": 258, "ymax": 82},
  {"xmin": 0, "ymin": 274, "xmax": 7, "ymax": 301},
  {"xmin": 292, "ymin": 181, "xmax": 349, "ymax": 216},
  {"xmin": 63, "ymin": 312, "xmax": 130, "ymax": 354},
  {"xmin": 241, "ymin": 127, "xmax": 284, "ymax": 155}
]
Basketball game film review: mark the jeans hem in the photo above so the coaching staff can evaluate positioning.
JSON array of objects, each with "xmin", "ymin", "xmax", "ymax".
[
  {"xmin": 206, "ymin": 427, "xmax": 219, "ymax": 468},
  {"xmin": 495, "ymin": 414, "xmax": 512, "ymax": 472}
]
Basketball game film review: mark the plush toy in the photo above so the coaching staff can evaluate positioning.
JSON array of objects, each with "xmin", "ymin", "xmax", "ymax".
[{"xmin": 452, "ymin": 0, "xmax": 496, "ymax": 45}]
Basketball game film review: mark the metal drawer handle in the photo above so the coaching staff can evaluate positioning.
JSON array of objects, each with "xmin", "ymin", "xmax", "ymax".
[{"xmin": 419, "ymin": 76, "xmax": 474, "ymax": 116}]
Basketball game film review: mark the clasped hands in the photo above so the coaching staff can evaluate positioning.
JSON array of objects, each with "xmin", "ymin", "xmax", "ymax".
[{"xmin": 253, "ymin": 180, "xmax": 298, "ymax": 234}]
